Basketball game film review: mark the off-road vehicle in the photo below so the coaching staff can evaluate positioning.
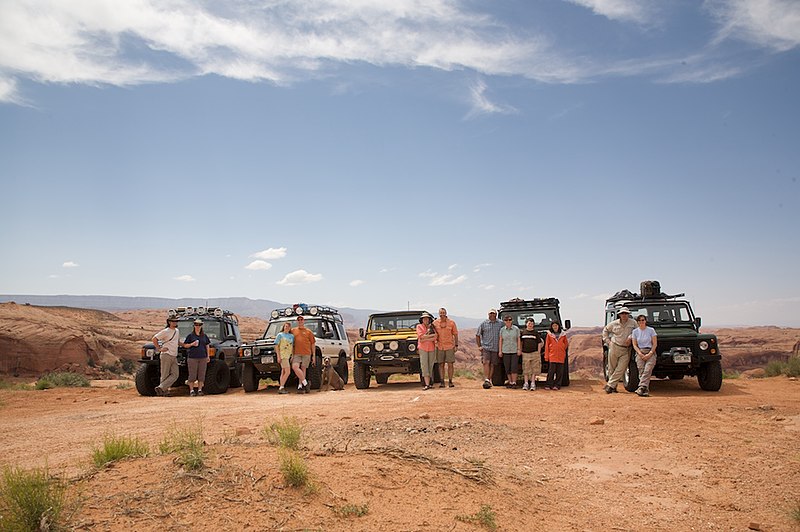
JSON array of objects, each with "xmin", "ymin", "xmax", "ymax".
[
  {"xmin": 236, "ymin": 304, "xmax": 349, "ymax": 392},
  {"xmin": 353, "ymin": 310, "xmax": 441, "ymax": 389},
  {"xmin": 135, "ymin": 306, "xmax": 242, "ymax": 396},
  {"xmin": 603, "ymin": 281, "xmax": 722, "ymax": 392},
  {"xmin": 495, "ymin": 298, "xmax": 572, "ymax": 387}
]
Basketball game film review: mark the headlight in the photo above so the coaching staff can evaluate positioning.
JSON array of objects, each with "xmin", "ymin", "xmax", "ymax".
[
  {"xmin": 362, "ymin": 346, "xmax": 371, "ymax": 355},
  {"xmin": 699, "ymin": 341, "xmax": 709, "ymax": 351},
  {"xmin": 214, "ymin": 308, "xmax": 224, "ymax": 317},
  {"xmin": 284, "ymin": 308, "xmax": 293, "ymax": 316},
  {"xmin": 145, "ymin": 348, "xmax": 155, "ymax": 358},
  {"xmin": 295, "ymin": 306, "xmax": 304, "ymax": 315},
  {"xmin": 309, "ymin": 306, "xmax": 319, "ymax": 315},
  {"xmin": 271, "ymin": 310, "xmax": 280, "ymax": 319},
  {"xmin": 389, "ymin": 341, "xmax": 399, "ymax": 351},
  {"xmin": 197, "ymin": 306, "xmax": 206, "ymax": 315},
  {"xmin": 408, "ymin": 343, "xmax": 416, "ymax": 352},
  {"xmin": 374, "ymin": 342, "xmax": 384, "ymax": 352},
  {"xmin": 243, "ymin": 348, "xmax": 252, "ymax": 357}
]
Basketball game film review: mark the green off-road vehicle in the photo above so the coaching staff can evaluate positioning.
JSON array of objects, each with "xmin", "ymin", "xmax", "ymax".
[
  {"xmin": 603, "ymin": 281, "xmax": 722, "ymax": 392},
  {"xmin": 353, "ymin": 310, "xmax": 440, "ymax": 389},
  {"xmin": 495, "ymin": 298, "xmax": 572, "ymax": 387},
  {"xmin": 136, "ymin": 307, "xmax": 242, "ymax": 396}
]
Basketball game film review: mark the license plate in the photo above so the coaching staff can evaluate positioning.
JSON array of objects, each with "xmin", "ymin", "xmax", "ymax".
[
  {"xmin": 673, "ymin": 354, "xmax": 691, "ymax": 363},
  {"xmin": 260, "ymin": 355, "xmax": 274, "ymax": 364}
]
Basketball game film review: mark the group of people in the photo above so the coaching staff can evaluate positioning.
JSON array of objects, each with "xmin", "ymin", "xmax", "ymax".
[
  {"xmin": 416, "ymin": 308, "xmax": 459, "ymax": 390},
  {"xmin": 602, "ymin": 306, "xmax": 658, "ymax": 397},
  {"xmin": 474, "ymin": 309, "xmax": 569, "ymax": 391}
]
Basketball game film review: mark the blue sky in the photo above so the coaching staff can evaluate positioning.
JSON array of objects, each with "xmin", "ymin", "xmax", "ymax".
[{"xmin": 1, "ymin": 0, "xmax": 799, "ymax": 326}]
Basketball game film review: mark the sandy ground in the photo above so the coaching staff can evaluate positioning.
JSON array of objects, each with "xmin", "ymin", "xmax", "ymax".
[{"xmin": 1, "ymin": 374, "xmax": 799, "ymax": 531}]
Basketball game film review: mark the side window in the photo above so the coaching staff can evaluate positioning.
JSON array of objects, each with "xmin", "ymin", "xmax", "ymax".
[
  {"xmin": 226, "ymin": 323, "xmax": 235, "ymax": 338},
  {"xmin": 606, "ymin": 312, "xmax": 615, "ymax": 325},
  {"xmin": 336, "ymin": 323, "xmax": 346, "ymax": 341}
]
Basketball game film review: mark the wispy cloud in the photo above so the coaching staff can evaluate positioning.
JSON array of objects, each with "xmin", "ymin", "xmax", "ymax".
[
  {"xmin": 62, "ymin": 261, "xmax": 79, "ymax": 268},
  {"xmin": 465, "ymin": 79, "xmax": 517, "ymax": 119},
  {"xmin": 379, "ymin": 267, "xmax": 397, "ymax": 273},
  {"xmin": 480, "ymin": 284, "xmax": 495, "ymax": 290},
  {"xmin": 174, "ymin": 275, "xmax": 196, "ymax": 282},
  {"xmin": 565, "ymin": 0, "xmax": 654, "ymax": 24},
  {"xmin": 419, "ymin": 270, "xmax": 438, "ymax": 278},
  {"xmin": 473, "ymin": 263, "xmax": 492, "ymax": 273},
  {"xmin": 251, "ymin": 247, "xmax": 287, "ymax": 260},
  {"xmin": 429, "ymin": 274, "xmax": 468, "ymax": 286},
  {"xmin": 47, "ymin": 274, "xmax": 60, "ymax": 279},
  {"xmin": 571, "ymin": 293, "xmax": 589, "ymax": 299},
  {"xmin": 245, "ymin": 260, "xmax": 272, "ymax": 271},
  {"xmin": 349, "ymin": 279, "xmax": 365, "ymax": 287},
  {"xmin": 706, "ymin": 0, "xmax": 800, "ymax": 52},
  {"xmin": 277, "ymin": 269, "xmax": 323, "ymax": 286},
  {"xmin": 448, "ymin": 263, "xmax": 459, "ymax": 270}
]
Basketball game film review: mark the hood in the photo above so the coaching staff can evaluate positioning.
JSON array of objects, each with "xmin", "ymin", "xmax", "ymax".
[{"xmin": 364, "ymin": 330, "xmax": 417, "ymax": 341}]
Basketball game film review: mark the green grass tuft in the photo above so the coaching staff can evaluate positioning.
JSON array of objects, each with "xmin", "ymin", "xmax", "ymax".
[
  {"xmin": 333, "ymin": 503, "xmax": 370, "ymax": 518},
  {"xmin": 0, "ymin": 466, "xmax": 70, "ymax": 531},
  {"xmin": 786, "ymin": 357, "xmax": 800, "ymax": 378},
  {"xmin": 765, "ymin": 360, "xmax": 786, "ymax": 377},
  {"xmin": 159, "ymin": 423, "xmax": 205, "ymax": 471},
  {"xmin": 790, "ymin": 502, "xmax": 800, "ymax": 524},
  {"xmin": 722, "ymin": 369, "xmax": 740, "ymax": 379},
  {"xmin": 455, "ymin": 504, "xmax": 498, "ymax": 531},
  {"xmin": 35, "ymin": 372, "xmax": 90, "ymax": 390},
  {"xmin": 92, "ymin": 434, "xmax": 149, "ymax": 468},
  {"xmin": 265, "ymin": 416, "xmax": 303, "ymax": 450},
  {"xmin": 279, "ymin": 451, "xmax": 310, "ymax": 488}
]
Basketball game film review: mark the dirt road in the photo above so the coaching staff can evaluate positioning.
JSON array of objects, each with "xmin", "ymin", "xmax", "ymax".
[{"xmin": 1, "ymin": 375, "xmax": 798, "ymax": 531}]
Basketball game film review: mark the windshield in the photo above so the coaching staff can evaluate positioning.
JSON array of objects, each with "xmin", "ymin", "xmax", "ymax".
[
  {"xmin": 499, "ymin": 310, "xmax": 558, "ymax": 328},
  {"xmin": 367, "ymin": 314, "xmax": 421, "ymax": 331},
  {"xmin": 177, "ymin": 320, "xmax": 224, "ymax": 341},
  {"xmin": 626, "ymin": 304, "xmax": 693, "ymax": 326},
  {"xmin": 262, "ymin": 319, "xmax": 332, "ymax": 339}
]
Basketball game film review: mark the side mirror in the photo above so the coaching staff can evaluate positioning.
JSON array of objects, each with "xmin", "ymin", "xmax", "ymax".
[
  {"xmin": 564, "ymin": 319, "xmax": 571, "ymax": 330},
  {"xmin": 694, "ymin": 317, "xmax": 702, "ymax": 329},
  {"xmin": 359, "ymin": 328, "xmax": 365, "ymax": 338}
]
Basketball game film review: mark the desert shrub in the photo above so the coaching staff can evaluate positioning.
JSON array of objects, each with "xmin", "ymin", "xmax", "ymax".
[
  {"xmin": 0, "ymin": 466, "xmax": 70, "ymax": 531},
  {"xmin": 791, "ymin": 502, "xmax": 800, "ymax": 524},
  {"xmin": 115, "ymin": 382, "xmax": 133, "ymax": 390},
  {"xmin": 35, "ymin": 372, "xmax": 90, "ymax": 390},
  {"xmin": 0, "ymin": 379, "xmax": 11, "ymax": 390},
  {"xmin": 120, "ymin": 358, "xmax": 137, "ymax": 374},
  {"xmin": 159, "ymin": 423, "xmax": 205, "ymax": 471},
  {"xmin": 333, "ymin": 503, "xmax": 369, "ymax": 518},
  {"xmin": 785, "ymin": 357, "xmax": 800, "ymax": 378},
  {"xmin": 722, "ymin": 369, "xmax": 740, "ymax": 379},
  {"xmin": 454, "ymin": 368, "xmax": 479, "ymax": 380},
  {"xmin": 455, "ymin": 504, "xmax": 498, "ymax": 531},
  {"xmin": 765, "ymin": 361, "xmax": 786, "ymax": 377},
  {"xmin": 265, "ymin": 417, "xmax": 303, "ymax": 450},
  {"xmin": 279, "ymin": 451, "xmax": 309, "ymax": 488},
  {"xmin": 92, "ymin": 434, "xmax": 149, "ymax": 468}
]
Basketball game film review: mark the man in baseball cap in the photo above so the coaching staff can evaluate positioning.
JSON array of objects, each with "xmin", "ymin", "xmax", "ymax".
[
  {"xmin": 601, "ymin": 307, "xmax": 636, "ymax": 393},
  {"xmin": 475, "ymin": 309, "xmax": 503, "ymax": 389}
]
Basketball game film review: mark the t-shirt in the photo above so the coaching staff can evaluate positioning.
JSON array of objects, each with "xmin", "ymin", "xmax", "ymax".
[
  {"xmin": 433, "ymin": 318, "xmax": 458, "ymax": 350},
  {"xmin": 632, "ymin": 326, "xmax": 657, "ymax": 349},
  {"xmin": 154, "ymin": 327, "xmax": 179, "ymax": 357},
  {"xmin": 416, "ymin": 323, "xmax": 436, "ymax": 352},
  {"xmin": 184, "ymin": 332, "xmax": 211, "ymax": 359},
  {"xmin": 291, "ymin": 327, "xmax": 316, "ymax": 356},
  {"xmin": 520, "ymin": 328, "xmax": 541, "ymax": 354},
  {"xmin": 275, "ymin": 331, "xmax": 294, "ymax": 358},
  {"xmin": 499, "ymin": 325, "xmax": 520, "ymax": 354}
]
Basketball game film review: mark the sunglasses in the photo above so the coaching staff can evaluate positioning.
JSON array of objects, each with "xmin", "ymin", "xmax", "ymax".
[{"xmin": 503, "ymin": 318, "xmax": 512, "ymax": 321}]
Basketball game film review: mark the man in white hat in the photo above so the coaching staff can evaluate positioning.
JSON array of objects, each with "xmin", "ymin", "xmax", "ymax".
[
  {"xmin": 475, "ymin": 309, "xmax": 503, "ymax": 389},
  {"xmin": 601, "ymin": 307, "xmax": 636, "ymax": 393}
]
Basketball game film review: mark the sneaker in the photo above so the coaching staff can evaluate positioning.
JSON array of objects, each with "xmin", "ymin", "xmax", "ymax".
[
  {"xmin": 483, "ymin": 379, "xmax": 492, "ymax": 389},
  {"xmin": 641, "ymin": 388, "xmax": 650, "ymax": 397},
  {"xmin": 637, "ymin": 387, "xmax": 650, "ymax": 397},
  {"xmin": 448, "ymin": 381, "xmax": 454, "ymax": 388},
  {"xmin": 610, "ymin": 387, "xmax": 618, "ymax": 393},
  {"xmin": 423, "ymin": 384, "xmax": 431, "ymax": 390},
  {"xmin": 522, "ymin": 382, "xmax": 529, "ymax": 391},
  {"xmin": 552, "ymin": 386, "xmax": 560, "ymax": 391},
  {"xmin": 189, "ymin": 389, "xmax": 197, "ymax": 397},
  {"xmin": 603, "ymin": 385, "xmax": 613, "ymax": 394},
  {"xmin": 304, "ymin": 384, "xmax": 310, "ymax": 394},
  {"xmin": 196, "ymin": 390, "xmax": 204, "ymax": 396},
  {"xmin": 511, "ymin": 382, "xmax": 518, "ymax": 389},
  {"xmin": 531, "ymin": 383, "xmax": 536, "ymax": 391},
  {"xmin": 544, "ymin": 386, "xmax": 551, "ymax": 390},
  {"xmin": 439, "ymin": 382, "xmax": 446, "ymax": 388},
  {"xmin": 154, "ymin": 386, "xmax": 164, "ymax": 396},
  {"xmin": 279, "ymin": 387, "xmax": 288, "ymax": 395}
]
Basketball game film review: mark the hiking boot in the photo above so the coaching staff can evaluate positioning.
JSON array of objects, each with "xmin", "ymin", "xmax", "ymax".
[
  {"xmin": 637, "ymin": 387, "xmax": 650, "ymax": 397},
  {"xmin": 439, "ymin": 382, "xmax": 446, "ymax": 388},
  {"xmin": 196, "ymin": 390, "xmax": 204, "ymax": 396},
  {"xmin": 189, "ymin": 389, "xmax": 197, "ymax": 397},
  {"xmin": 511, "ymin": 382, "xmax": 518, "ymax": 389},
  {"xmin": 483, "ymin": 379, "xmax": 492, "ymax": 389},
  {"xmin": 154, "ymin": 386, "xmax": 164, "ymax": 396},
  {"xmin": 448, "ymin": 381, "xmax": 454, "ymax": 388},
  {"xmin": 603, "ymin": 385, "xmax": 613, "ymax": 394}
]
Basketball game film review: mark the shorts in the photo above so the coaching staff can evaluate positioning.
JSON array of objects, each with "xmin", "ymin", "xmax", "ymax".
[
  {"xmin": 522, "ymin": 352, "xmax": 541, "ymax": 376},
  {"xmin": 501, "ymin": 352, "xmax": 519, "ymax": 374},
  {"xmin": 481, "ymin": 349, "xmax": 500, "ymax": 365},
  {"xmin": 292, "ymin": 354, "xmax": 311, "ymax": 369},
  {"xmin": 187, "ymin": 357, "xmax": 208, "ymax": 383},
  {"xmin": 279, "ymin": 356, "xmax": 290, "ymax": 369},
  {"xmin": 436, "ymin": 348, "xmax": 455, "ymax": 364}
]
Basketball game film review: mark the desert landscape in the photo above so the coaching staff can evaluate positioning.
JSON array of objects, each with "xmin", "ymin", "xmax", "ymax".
[{"xmin": 1, "ymin": 302, "xmax": 799, "ymax": 531}]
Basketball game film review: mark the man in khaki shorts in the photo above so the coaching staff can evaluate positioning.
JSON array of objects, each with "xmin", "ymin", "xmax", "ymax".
[
  {"xmin": 433, "ymin": 308, "xmax": 459, "ymax": 388},
  {"xmin": 291, "ymin": 316, "xmax": 316, "ymax": 394},
  {"xmin": 520, "ymin": 318, "xmax": 542, "ymax": 390},
  {"xmin": 602, "ymin": 307, "xmax": 636, "ymax": 393}
]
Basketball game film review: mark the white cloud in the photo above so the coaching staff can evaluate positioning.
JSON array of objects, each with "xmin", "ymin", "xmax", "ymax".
[
  {"xmin": 419, "ymin": 270, "xmax": 438, "ymax": 278},
  {"xmin": 707, "ymin": 0, "xmax": 800, "ymax": 52},
  {"xmin": 591, "ymin": 293, "xmax": 612, "ymax": 301},
  {"xmin": 473, "ymin": 263, "xmax": 492, "ymax": 273},
  {"xmin": 465, "ymin": 79, "xmax": 517, "ymax": 119},
  {"xmin": 277, "ymin": 269, "xmax": 323, "ymax": 286},
  {"xmin": 174, "ymin": 275, "xmax": 196, "ymax": 282},
  {"xmin": 448, "ymin": 263, "xmax": 459, "ymax": 270},
  {"xmin": 251, "ymin": 247, "xmax": 287, "ymax": 260},
  {"xmin": 62, "ymin": 261, "xmax": 79, "ymax": 268},
  {"xmin": 571, "ymin": 293, "xmax": 589, "ymax": 299},
  {"xmin": 245, "ymin": 260, "xmax": 273, "ymax": 271},
  {"xmin": 349, "ymin": 279, "xmax": 365, "ymax": 287},
  {"xmin": 47, "ymin": 274, "xmax": 60, "ymax": 279},
  {"xmin": 565, "ymin": 0, "xmax": 653, "ymax": 24},
  {"xmin": 379, "ymin": 267, "xmax": 396, "ymax": 273},
  {"xmin": 481, "ymin": 284, "xmax": 495, "ymax": 290},
  {"xmin": 429, "ymin": 274, "xmax": 468, "ymax": 286}
]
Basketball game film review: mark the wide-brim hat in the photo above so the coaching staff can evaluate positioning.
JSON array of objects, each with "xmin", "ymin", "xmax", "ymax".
[
  {"xmin": 419, "ymin": 311, "xmax": 434, "ymax": 323},
  {"xmin": 167, "ymin": 317, "xmax": 179, "ymax": 322},
  {"xmin": 193, "ymin": 319, "xmax": 203, "ymax": 325},
  {"xmin": 618, "ymin": 307, "xmax": 631, "ymax": 315},
  {"xmin": 488, "ymin": 308, "xmax": 498, "ymax": 315}
]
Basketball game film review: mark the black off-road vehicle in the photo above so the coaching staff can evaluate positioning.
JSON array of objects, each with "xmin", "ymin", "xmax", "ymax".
[
  {"xmin": 495, "ymin": 298, "xmax": 572, "ymax": 387},
  {"xmin": 135, "ymin": 307, "xmax": 242, "ymax": 396},
  {"xmin": 236, "ymin": 304, "xmax": 350, "ymax": 392},
  {"xmin": 603, "ymin": 281, "xmax": 722, "ymax": 392}
]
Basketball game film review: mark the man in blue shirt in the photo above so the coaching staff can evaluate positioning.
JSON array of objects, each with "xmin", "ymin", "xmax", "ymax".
[{"xmin": 475, "ymin": 309, "xmax": 504, "ymax": 389}]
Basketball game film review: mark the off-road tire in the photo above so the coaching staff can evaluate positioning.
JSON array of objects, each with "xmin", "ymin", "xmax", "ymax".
[
  {"xmin": 307, "ymin": 353, "xmax": 323, "ymax": 390},
  {"xmin": 354, "ymin": 362, "xmax": 371, "ymax": 389},
  {"xmin": 241, "ymin": 362, "xmax": 258, "ymax": 393},
  {"xmin": 204, "ymin": 360, "xmax": 231, "ymax": 394},
  {"xmin": 336, "ymin": 354, "xmax": 349, "ymax": 384},
  {"xmin": 623, "ymin": 356, "xmax": 640, "ymax": 392},
  {"xmin": 697, "ymin": 360, "xmax": 722, "ymax": 391},
  {"xmin": 375, "ymin": 374, "xmax": 389, "ymax": 385},
  {"xmin": 135, "ymin": 363, "xmax": 160, "ymax": 396}
]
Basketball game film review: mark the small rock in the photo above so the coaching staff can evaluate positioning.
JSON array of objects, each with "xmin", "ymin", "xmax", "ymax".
[
  {"xmin": 419, "ymin": 413, "xmax": 430, "ymax": 419},
  {"xmin": 775, "ymin": 416, "xmax": 786, "ymax": 422},
  {"xmin": 758, "ymin": 404, "xmax": 774, "ymax": 411},
  {"xmin": 235, "ymin": 427, "xmax": 252, "ymax": 436},
  {"xmin": 748, "ymin": 522, "xmax": 761, "ymax": 531},
  {"xmin": 789, "ymin": 376, "xmax": 797, "ymax": 381},
  {"xmin": 589, "ymin": 417, "xmax": 605, "ymax": 425}
]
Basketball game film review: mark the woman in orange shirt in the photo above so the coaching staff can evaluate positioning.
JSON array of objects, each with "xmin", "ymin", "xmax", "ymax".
[{"xmin": 544, "ymin": 321, "xmax": 568, "ymax": 390}]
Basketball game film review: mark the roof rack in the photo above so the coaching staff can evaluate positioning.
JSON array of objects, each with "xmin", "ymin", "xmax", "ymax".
[
  {"xmin": 269, "ymin": 303, "xmax": 343, "ymax": 322},
  {"xmin": 499, "ymin": 297, "xmax": 560, "ymax": 309},
  {"xmin": 605, "ymin": 290, "xmax": 686, "ymax": 304},
  {"xmin": 167, "ymin": 306, "xmax": 237, "ymax": 322}
]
